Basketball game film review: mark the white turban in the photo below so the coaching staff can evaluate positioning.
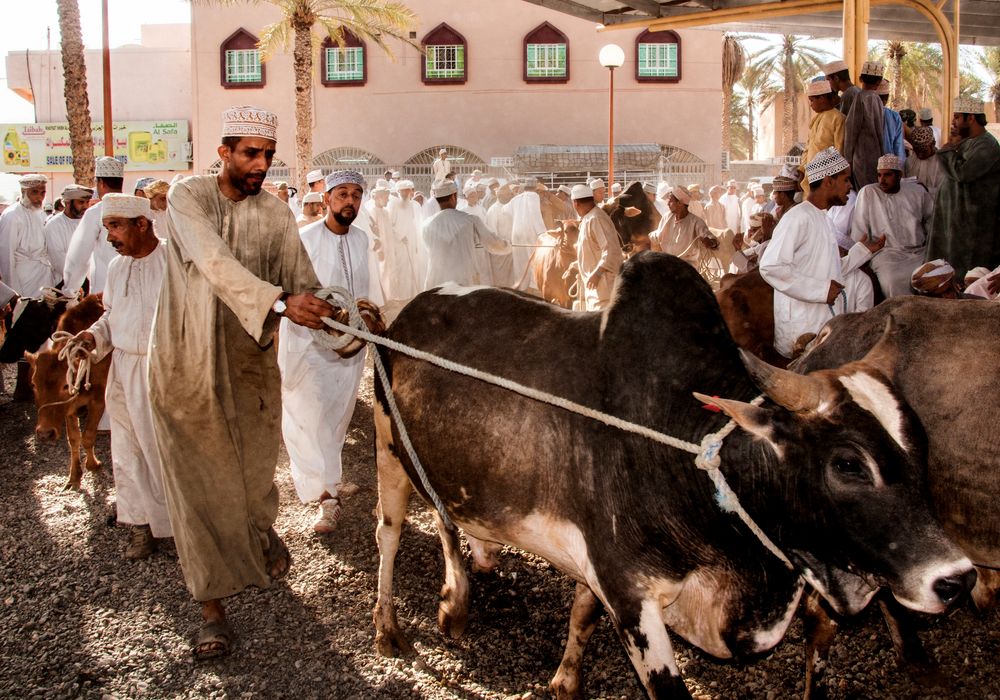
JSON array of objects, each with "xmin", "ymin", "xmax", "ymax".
[
  {"xmin": 396, "ymin": 179, "xmax": 415, "ymax": 191},
  {"xmin": 221, "ymin": 105, "xmax": 278, "ymax": 142},
  {"xmin": 877, "ymin": 154, "xmax": 902, "ymax": 171},
  {"xmin": 558, "ymin": 184, "xmax": 572, "ymax": 196},
  {"xmin": 302, "ymin": 192, "xmax": 323, "ymax": 204},
  {"xmin": 911, "ymin": 259, "xmax": 955, "ymax": 295},
  {"xmin": 18, "ymin": 174, "xmax": 47, "ymax": 188},
  {"xmin": 588, "ymin": 179, "xmax": 605, "ymax": 190},
  {"xmin": 571, "ymin": 184, "xmax": 594, "ymax": 200},
  {"xmin": 822, "ymin": 59, "xmax": 849, "ymax": 75},
  {"xmin": 807, "ymin": 79, "xmax": 834, "ymax": 97},
  {"xmin": 324, "ymin": 170, "xmax": 365, "ymax": 191},
  {"xmin": 306, "ymin": 169, "xmax": 324, "ymax": 184},
  {"xmin": 431, "ymin": 179, "xmax": 458, "ymax": 198},
  {"xmin": 61, "ymin": 184, "xmax": 94, "ymax": 200},
  {"xmin": 101, "ymin": 193, "xmax": 151, "ymax": 220},
  {"xmin": 656, "ymin": 182, "xmax": 671, "ymax": 198},
  {"xmin": 669, "ymin": 186, "xmax": 691, "ymax": 204}
]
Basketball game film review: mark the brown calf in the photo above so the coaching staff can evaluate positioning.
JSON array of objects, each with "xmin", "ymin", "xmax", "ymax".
[{"xmin": 25, "ymin": 296, "xmax": 110, "ymax": 490}]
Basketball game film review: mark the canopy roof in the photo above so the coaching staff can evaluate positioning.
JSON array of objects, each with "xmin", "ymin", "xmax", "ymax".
[{"xmin": 522, "ymin": 0, "xmax": 999, "ymax": 45}]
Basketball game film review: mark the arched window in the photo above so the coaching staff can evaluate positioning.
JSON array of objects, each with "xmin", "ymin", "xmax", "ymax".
[
  {"xmin": 422, "ymin": 23, "xmax": 467, "ymax": 85},
  {"xmin": 321, "ymin": 30, "xmax": 366, "ymax": 87},
  {"xmin": 635, "ymin": 29, "xmax": 681, "ymax": 83},
  {"xmin": 523, "ymin": 22, "xmax": 569, "ymax": 83},
  {"xmin": 220, "ymin": 28, "xmax": 265, "ymax": 88}
]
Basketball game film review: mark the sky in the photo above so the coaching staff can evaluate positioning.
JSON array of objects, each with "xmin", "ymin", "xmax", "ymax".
[{"xmin": 0, "ymin": 0, "xmax": 192, "ymax": 123}]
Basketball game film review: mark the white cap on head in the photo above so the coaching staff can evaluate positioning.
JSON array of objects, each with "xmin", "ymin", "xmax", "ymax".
[
  {"xmin": 726, "ymin": 179, "xmax": 737, "ymax": 187},
  {"xmin": 861, "ymin": 61, "xmax": 884, "ymax": 77},
  {"xmin": 771, "ymin": 176, "xmax": 798, "ymax": 193},
  {"xmin": 877, "ymin": 154, "xmax": 902, "ymax": 171},
  {"xmin": 877, "ymin": 80, "xmax": 890, "ymax": 96},
  {"xmin": 306, "ymin": 169, "xmax": 324, "ymax": 184},
  {"xmin": 656, "ymin": 182, "xmax": 671, "ymax": 198},
  {"xmin": 670, "ymin": 186, "xmax": 691, "ymax": 204},
  {"xmin": 372, "ymin": 182, "xmax": 390, "ymax": 195},
  {"xmin": 431, "ymin": 179, "xmax": 458, "ymax": 198},
  {"xmin": 95, "ymin": 156, "xmax": 124, "ymax": 178},
  {"xmin": 610, "ymin": 182, "xmax": 622, "ymax": 194},
  {"xmin": 918, "ymin": 107, "xmax": 933, "ymax": 121},
  {"xmin": 822, "ymin": 59, "xmax": 849, "ymax": 75},
  {"xmin": 101, "ymin": 193, "xmax": 152, "ymax": 220},
  {"xmin": 571, "ymin": 184, "xmax": 594, "ymax": 200},
  {"xmin": 752, "ymin": 185, "xmax": 766, "ymax": 196},
  {"xmin": 472, "ymin": 169, "xmax": 482, "ymax": 176},
  {"xmin": 221, "ymin": 105, "xmax": 278, "ymax": 142},
  {"xmin": 396, "ymin": 179, "xmax": 415, "ymax": 191},
  {"xmin": 391, "ymin": 170, "xmax": 401, "ymax": 178},
  {"xmin": 439, "ymin": 148, "xmax": 447, "ymax": 155},
  {"xmin": 558, "ymin": 184, "xmax": 573, "ymax": 196},
  {"xmin": 805, "ymin": 147, "xmax": 850, "ymax": 184},
  {"xmin": 965, "ymin": 266, "xmax": 991, "ymax": 283},
  {"xmin": 324, "ymin": 170, "xmax": 366, "ymax": 192},
  {"xmin": 61, "ymin": 184, "xmax": 94, "ymax": 200},
  {"xmin": 588, "ymin": 178, "xmax": 605, "ymax": 190},
  {"xmin": 376, "ymin": 178, "xmax": 390, "ymax": 189},
  {"xmin": 953, "ymin": 96, "xmax": 985, "ymax": 115},
  {"xmin": 302, "ymin": 192, "xmax": 323, "ymax": 204},
  {"xmin": 807, "ymin": 79, "xmax": 834, "ymax": 97},
  {"xmin": 18, "ymin": 174, "xmax": 47, "ymax": 188},
  {"xmin": 642, "ymin": 182, "xmax": 657, "ymax": 194}
]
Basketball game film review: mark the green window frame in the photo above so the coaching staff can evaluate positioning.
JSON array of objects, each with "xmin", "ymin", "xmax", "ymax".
[
  {"xmin": 225, "ymin": 48, "xmax": 263, "ymax": 84},
  {"xmin": 526, "ymin": 43, "xmax": 567, "ymax": 78},
  {"xmin": 425, "ymin": 44, "xmax": 465, "ymax": 80},
  {"xmin": 325, "ymin": 46, "xmax": 364, "ymax": 82},
  {"xmin": 637, "ymin": 42, "xmax": 678, "ymax": 78}
]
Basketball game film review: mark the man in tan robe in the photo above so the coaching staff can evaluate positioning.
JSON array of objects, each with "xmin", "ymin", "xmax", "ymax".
[
  {"xmin": 148, "ymin": 106, "xmax": 335, "ymax": 659},
  {"xmin": 571, "ymin": 183, "xmax": 622, "ymax": 310},
  {"xmin": 649, "ymin": 185, "xmax": 718, "ymax": 267}
]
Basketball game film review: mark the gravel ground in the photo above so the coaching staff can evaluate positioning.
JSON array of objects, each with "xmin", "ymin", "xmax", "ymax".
[{"xmin": 1, "ymin": 360, "xmax": 998, "ymax": 700}]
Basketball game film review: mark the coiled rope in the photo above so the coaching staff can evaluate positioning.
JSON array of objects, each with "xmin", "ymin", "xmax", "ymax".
[
  {"xmin": 36, "ymin": 331, "xmax": 94, "ymax": 411},
  {"xmin": 309, "ymin": 288, "xmax": 793, "ymax": 570}
]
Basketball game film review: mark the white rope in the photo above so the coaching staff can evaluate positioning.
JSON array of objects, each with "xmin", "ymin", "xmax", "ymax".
[
  {"xmin": 52, "ymin": 331, "xmax": 93, "ymax": 395},
  {"xmin": 310, "ymin": 288, "xmax": 794, "ymax": 570}
]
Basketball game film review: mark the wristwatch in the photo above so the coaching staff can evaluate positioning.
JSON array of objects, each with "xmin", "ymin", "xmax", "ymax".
[{"xmin": 272, "ymin": 292, "xmax": 290, "ymax": 316}]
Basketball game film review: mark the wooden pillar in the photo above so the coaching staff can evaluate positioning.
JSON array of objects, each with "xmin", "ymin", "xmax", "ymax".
[
  {"xmin": 842, "ymin": 0, "xmax": 870, "ymax": 81},
  {"xmin": 101, "ymin": 0, "xmax": 113, "ymax": 157}
]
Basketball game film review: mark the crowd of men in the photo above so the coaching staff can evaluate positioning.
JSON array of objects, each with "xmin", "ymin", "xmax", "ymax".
[{"xmin": 0, "ymin": 70, "xmax": 997, "ymax": 658}]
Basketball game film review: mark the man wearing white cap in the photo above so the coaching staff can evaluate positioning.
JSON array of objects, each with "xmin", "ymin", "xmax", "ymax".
[
  {"xmin": 588, "ymin": 178, "xmax": 607, "ymax": 204},
  {"xmin": 687, "ymin": 183, "xmax": 706, "ymax": 220},
  {"xmin": 44, "ymin": 184, "xmax": 93, "ymax": 282},
  {"xmin": 571, "ymin": 184, "xmax": 623, "ymax": 310},
  {"xmin": 803, "ymin": 79, "xmax": 845, "ymax": 172},
  {"xmin": 719, "ymin": 179, "xmax": 742, "ymax": 234},
  {"xmin": 770, "ymin": 176, "xmax": 799, "ymax": 221},
  {"xmin": 649, "ymin": 185, "xmax": 717, "ymax": 268},
  {"xmin": 703, "ymin": 185, "xmax": 728, "ymax": 229},
  {"xmin": 362, "ymin": 180, "xmax": 394, "ymax": 296},
  {"xmin": 296, "ymin": 191, "xmax": 325, "ymax": 228},
  {"xmin": 388, "ymin": 179, "xmax": 425, "ymax": 297},
  {"xmin": 61, "ymin": 155, "xmax": 125, "ymax": 295},
  {"xmin": 485, "ymin": 183, "xmax": 517, "ymax": 287},
  {"xmin": 925, "ymin": 96, "xmax": 1000, "ymax": 279},
  {"xmin": 506, "ymin": 180, "xmax": 548, "ymax": 291},
  {"xmin": 823, "ymin": 59, "xmax": 862, "ymax": 117},
  {"xmin": 278, "ymin": 170, "xmax": 375, "ymax": 533},
  {"xmin": 71, "ymin": 194, "xmax": 171, "ymax": 560},
  {"xmin": 654, "ymin": 182, "xmax": 671, "ymax": 217},
  {"xmin": 741, "ymin": 186, "xmax": 768, "ymax": 234},
  {"xmin": 422, "ymin": 179, "xmax": 511, "ymax": 289},
  {"xmin": 0, "ymin": 174, "xmax": 53, "ymax": 297},
  {"xmin": 759, "ymin": 148, "xmax": 885, "ymax": 357},
  {"xmin": 148, "ymin": 106, "xmax": 337, "ymax": 659},
  {"xmin": 432, "ymin": 149, "xmax": 452, "ymax": 182},
  {"xmin": 844, "ymin": 61, "xmax": 886, "ymax": 189},
  {"xmin": 918, "ymin": 107, "xmax": 942, "ymax": 147},
  {"xmin": 853, "ymin": 154, "xmax": 933, "ymax": 297}
]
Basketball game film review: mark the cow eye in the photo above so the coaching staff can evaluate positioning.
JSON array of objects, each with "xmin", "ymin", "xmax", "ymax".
[{"xmin": 830, "ymin": 454, "xmax": 871, "ymax": 483}]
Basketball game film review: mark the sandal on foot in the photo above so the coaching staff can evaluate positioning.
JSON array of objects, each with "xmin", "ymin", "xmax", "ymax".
[
  {"xmin": 265, "ymin": 527, "xmax": 291, "ymax": 581},
  {"xmin": 313, "ymin": 497, "xmax": 342, "ymax": 534},
  {"xmin": 337, "ymin": 482, "xmax": 360, "ymax": 500},
  {"xmin": 193, "ymin": 619, "xmax": 233, "ymax": 661}
]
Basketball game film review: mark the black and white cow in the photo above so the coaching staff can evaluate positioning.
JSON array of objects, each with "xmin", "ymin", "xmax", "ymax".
[{"xmin": 368, "ymin": 253, "xmax": 974, "ymax": 699}]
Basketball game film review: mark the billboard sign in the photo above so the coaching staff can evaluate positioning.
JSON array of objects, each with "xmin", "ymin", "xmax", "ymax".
[{"xmin": 1, "ymin": 120, "xmax": 190, "ymax": 172}]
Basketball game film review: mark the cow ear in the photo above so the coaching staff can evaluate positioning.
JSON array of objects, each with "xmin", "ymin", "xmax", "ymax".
[
  {"xmin": 623, "ymin": 206, "xmax": 642, "ymax": 218},
  {"xmin": 859, "ymin": 316, "xmax": 900, "ymax": 380},
  {"xmin": 23, "ymin": 351, "xmax": 36, "ymax": 366},
  {"xmin": 693, "ymin": 392, "xmax": 773, "ymax": 442}
]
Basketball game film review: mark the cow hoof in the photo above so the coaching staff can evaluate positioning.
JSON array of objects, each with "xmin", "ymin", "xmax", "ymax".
[
  {"xmin": 63, "ymin": 480, "xmax": 82, "ymax": 492},
  {"xmin": 549, "ymin": 675, "xmax": 583, "ymax": 700},
  {"xmin": 437, "ymin": 606, "xmax": 467, "ymax": 639},
  {"xmin": 374, "ymin": 629, "xmax": 414, "ymax": 658},
  {"xmin": 85, "ymin": 459, "xmax": 102, "ymax": 472}
]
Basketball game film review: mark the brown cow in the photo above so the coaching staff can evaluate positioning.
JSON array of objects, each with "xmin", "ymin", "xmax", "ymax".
[
  {"xmin": 532, "ymin": 222, "xmax": 580, "ymax": 308},
  {"xmin": 25, "ymin": 296, "xmax": 111, "ymax": 490},
  {"xmin": 715, "ymin": 269, "xmax": 789, "ymax": 369}
]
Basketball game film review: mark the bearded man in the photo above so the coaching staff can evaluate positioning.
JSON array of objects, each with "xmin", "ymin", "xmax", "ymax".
[
  {"xmin": 0, "ymin": 174, "xmax": 53, "ymax": 297},
  {"xmin": 44, "ymin": 184, "xmax": 93, "ymax": 281}
]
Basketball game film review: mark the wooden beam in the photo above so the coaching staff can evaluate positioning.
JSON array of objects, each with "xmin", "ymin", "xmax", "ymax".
[
  {"xmin": 620, "ymin": 0, "xmax": 665, "ymax": 16},
  {"xmin": 520, "ymin": 0, "xmax": 604, "ymax": 22}
]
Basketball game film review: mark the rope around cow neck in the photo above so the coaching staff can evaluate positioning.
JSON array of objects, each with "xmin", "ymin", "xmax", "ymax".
[
  {"xmin": 36, "ymin": 331, "xmax": 94, "ymax": 411},
  {"xmin": 309, "ymin": 287, "xmax": 793, "ymax": 571}
]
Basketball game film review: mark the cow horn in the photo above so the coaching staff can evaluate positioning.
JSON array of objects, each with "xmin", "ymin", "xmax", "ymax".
[{"xmin": 739, "ymin": 349, "xmax": 830, "ymax": 413}]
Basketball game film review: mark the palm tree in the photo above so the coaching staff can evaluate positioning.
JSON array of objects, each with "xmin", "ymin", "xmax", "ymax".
[
  {"xmin": 197, "ymin": 0, "xmax": 418, "ymax": 191},
  {"xmin": 959, "ymin": 70, "xmax": 986, "ymax": 100},
  {"xmin": 737, "ymin": 58, "xmax": 779, "ymax": 160},
  {"xmin": 884, "ymin": 41, "xmax": 907, "ymax": 109},
  {"xmin": 979, "ymin": 47, "xmax": 1000, "ymax": 119},
  {"xmin": 754, "ymin": 35, "xmax": 834, "ymax": 154},
  {"xmin": 727, "ymin": 91, "xmax": 751, "ymax": 161},
  {"xmin": 870, "ymin": 41, "xmax": 943, "ymax": 111},
  {"xmin": 721, "ymin": 33, "xmax": 746, "ymax": 172},
  {"xmin": 57, "ymin": 0, "xmax": 95, "ymax": 186}
]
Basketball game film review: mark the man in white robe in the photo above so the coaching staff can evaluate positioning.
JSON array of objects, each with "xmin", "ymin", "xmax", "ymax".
[
  {"xmin": 572, "ymin": 184, "xmax": 623, "ymax": 310},
  {"xmin": 422, "ymin": 180, "xmax": 511, "ymax": 288},
  {"xmin": 45, "ymin": 184, "xmax": 93, "ymax": 283},
  {"xmin": 389, "ymin": 180, "xmax": 425, "ymax": 293},
  {"xmin": 296, "ymin": 191, "xmax": 325, "ymax": 228},
  {"xmin": 459, "ymin": 184, "xmax": 492, "ymax": 283},
  {"xmin": 588, "ymin": 178, "xmax": 607, "ymax": 204},
  {"xmin": 719, "ymin": 179, "xmax": 743, "ymax": 234},
  {"xmin": 853, "ymin": 154, "xmax": 933, "ymax": 297},
  {"xmin": 760, "ymin": 147, "xmax": 885, "ymax": 357},
  {"xmin": 278, "ymin": 171, "xmax": 371, "ymax": 534},
  {"xmin": 72, "ymin": 195, "xmax": 171, "ymax": 559},
  {"xmin": 904, "ymin": 126, "xmax": 943, "ymax": 197},
  {"xmin": 649, "ymin": 185, "xmax": 718, "ymax": 268},
  {"xmin": 687, "ymin": 184, "xmax": 707, "ymax": 220},
  {"xmin": 0, "ymin": 174, "xmax": 53, "ymax": 297},
  {"xmin": 62, "ymin": 156, "xmax": 125, "ymax": 295},
  {"xmin": 485, "ymin": 184, "xmax": 516, "ymax": 287},
  {"xmin": 432, "ymin": 149, "xmax": 452, "ymax": 182},
  {"xmin": 148, "ymin": 106, "xmax": 337, "ymax": 659},
  {"xmin": 703, "ymin": 185, "xmax": 728, "ymax": 229},
  {"xmin": 741, "ymin": 187, "xmax": 767, "ymax": 232},
  {"xmin": 506, "ymin": 185, "xmax": 547, "ymax": 291}
]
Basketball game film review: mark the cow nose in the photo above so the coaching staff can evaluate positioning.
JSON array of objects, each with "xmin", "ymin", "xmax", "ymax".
[
  {"xmin": 35, "ymin": 427, "xmax": 57, "ymax": 442},
  {"xmin": 932, "ymin": 568, "xmax": 977, "ymax": 607}
]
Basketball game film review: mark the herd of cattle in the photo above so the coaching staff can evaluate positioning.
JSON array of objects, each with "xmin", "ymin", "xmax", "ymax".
[{"xmin": 1, "ymin": 201, "xmax": 998, "ymax": 698}]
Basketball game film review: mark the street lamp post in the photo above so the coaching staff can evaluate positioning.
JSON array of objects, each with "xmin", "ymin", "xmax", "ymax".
[{"xmin": 598, "ymin": 44, "xmax": 625, "ymax": 191}]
